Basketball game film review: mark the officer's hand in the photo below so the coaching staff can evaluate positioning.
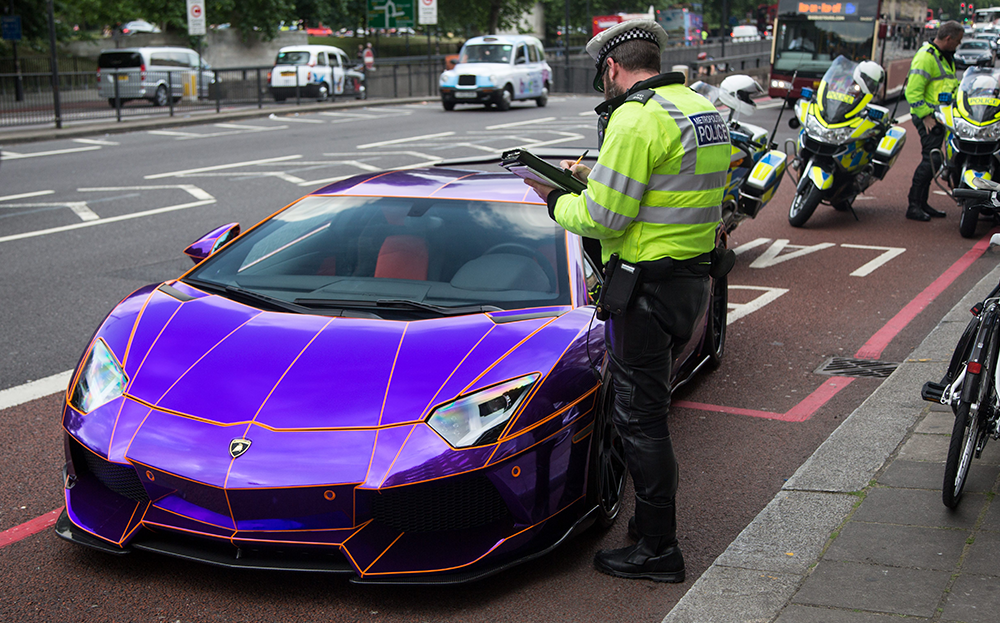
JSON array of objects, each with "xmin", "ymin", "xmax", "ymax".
[
  {"xmin": 524, "ymin": 178, "xmax": 557, "ymax": 201},
  {"xmin": 558, "ymin": 160, "xmax": 592, "ymax": 182}
]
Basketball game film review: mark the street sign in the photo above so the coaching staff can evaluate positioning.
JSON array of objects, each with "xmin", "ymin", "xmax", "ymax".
[
  {"xmin": 418, "ymin": 0, "xmax": 437, "ymax": 26},
  {"xmin": 187, "ymin": 0, "xmax": 206, "ymax": 36},
  {"xmin": 368, "ymin": 0, "xmax": 414, "ymax": 30},
  {"xmin": 1, "ymin": 16, "xmax": 22, "ymax": 41}
]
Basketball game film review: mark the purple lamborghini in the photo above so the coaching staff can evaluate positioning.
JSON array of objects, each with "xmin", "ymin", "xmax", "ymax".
[{"xmin": 56, "ymin": 167, "xmax": 727, "ymax": 582}]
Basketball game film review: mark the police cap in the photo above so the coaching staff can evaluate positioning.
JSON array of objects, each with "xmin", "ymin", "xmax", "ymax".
[{"xmin": 586, "ymin": 19, "xmax": 669, "ymax": 91}]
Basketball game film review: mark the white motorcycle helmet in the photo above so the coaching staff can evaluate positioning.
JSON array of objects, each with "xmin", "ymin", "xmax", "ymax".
[
  {"xmin": 718, "ymin": 75, "xmax": 764, "ymax": 116},
  {"xmin": 853, "ymin": 61, "xmax": 885, "ymax": 96}
]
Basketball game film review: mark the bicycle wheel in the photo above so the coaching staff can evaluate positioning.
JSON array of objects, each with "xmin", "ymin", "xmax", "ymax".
[{"xmin": 943, "ymin": 401, "xmax": 982, "ymax": 508}]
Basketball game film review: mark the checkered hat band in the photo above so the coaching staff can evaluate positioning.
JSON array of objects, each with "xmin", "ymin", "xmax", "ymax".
[{"xmin": 596, "ymin": 29, "xmax": 660, "ymax": 69}]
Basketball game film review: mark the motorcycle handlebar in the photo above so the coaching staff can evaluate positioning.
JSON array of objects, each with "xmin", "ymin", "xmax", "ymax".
[{"xmin": 953, "ymin": 188, "xmax": 995, "ymax": 200}]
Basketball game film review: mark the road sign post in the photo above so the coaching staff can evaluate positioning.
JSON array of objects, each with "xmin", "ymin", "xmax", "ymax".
[
  {"xmin": 418, "ymin": 0, "xmax": 436, "ymax": 96},
  {"xmin": 187, "ymin": 0, "xmax": 206, "ymax": 102}
]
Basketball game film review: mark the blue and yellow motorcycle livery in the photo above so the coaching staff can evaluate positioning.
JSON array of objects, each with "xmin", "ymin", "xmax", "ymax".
[
  {"xmin": 692, "ymin": 75, "xmax": 788, "ymax": 235},
  {"xmin": 934, "ymin": 68, "xmax": 1000, "ymax": 238},
  {"xmin": 788, "ymin": 56, "xmax": 907, "ymax": 227}
]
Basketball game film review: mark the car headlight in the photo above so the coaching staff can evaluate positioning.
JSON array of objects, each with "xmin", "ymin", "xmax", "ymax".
[
  {"xmin": 487, "ymin": 74, "xmax": 499, "ymax": 87},
  {"xmin": 804, "ymin": 115, "xmax": 857, "ymax": 144},
  {"xmin": 954, "ymin": 116, "xmax": 1000, "ymax": 140},
  {"xmin": 440, "ymin": 71, "xmax": 454, "ymax": 86},
  {"xmin": 70, "ymin": 338, "xmax": 127, "ymax": 414},
  {"xmin": 427, "ymin": 374, "xmax": 539, "ymax": 448}
]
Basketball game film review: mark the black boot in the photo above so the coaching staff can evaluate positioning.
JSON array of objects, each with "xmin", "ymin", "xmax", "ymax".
[
  {"xmin": 595, "ymin": 499, "xmax": 684, "ymax": 582},
  {"xmin": 923, "ymin": 204, "xmax": 946, "ymax": 218},
  {"xmin": 906, "ymin": 206, "xmax": 931, "ymax": 221}
]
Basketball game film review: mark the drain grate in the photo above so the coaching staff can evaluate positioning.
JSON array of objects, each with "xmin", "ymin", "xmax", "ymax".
[{"xmin": 815, "ymin": 357, "xmax": 899, "ymax": 378}]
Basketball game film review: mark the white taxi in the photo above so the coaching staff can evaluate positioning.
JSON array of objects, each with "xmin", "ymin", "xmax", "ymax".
[
  {"xmin": 268, "ymin": 44, "xmax": 365, "ymax": 102},
  {"xmin": 439, "ymin": 35, "xmax": 551, "ymax": 111}
]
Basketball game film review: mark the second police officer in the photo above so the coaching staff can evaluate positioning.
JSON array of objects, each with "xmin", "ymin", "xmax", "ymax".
[{"xmin": 524, "ymin": 19, "xmax": 731, "ymax": 582}]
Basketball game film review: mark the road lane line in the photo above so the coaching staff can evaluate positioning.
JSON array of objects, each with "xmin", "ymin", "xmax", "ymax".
[
  {"xmin": 2, "ymin": 146, "xmax": 101, "ymax": 159},
  {"xmin": 485, "ymin": 117, "xmax": 556, "ymax": 130},
  {"xmin": 842, "ymin": 244, "xmax": 907, "ymax": 277},
  {"xmin": 270, "ymin": 113, "xmax": 325, "ymax": 124},
  {"xmin": 0, "ymin": 190, "xmax": 54, "ymax": 202},
  {"xmin": 855, "ymin": 230, "xmax": 996, "ymax": 360},
  {"xmin": 675, "ymin": 377, "xmax": 855, "ymax": 423},
  {"xmin": 357, "ymin": 131, "xmax": 454, "ymax": 149},
  {"xmin": 0, "ymin": 507, "xmax": 64, "ymax": 549},
  {"xmin": 73, "ymin": 138, "xmax": 119, "ymax": 146},
  {"xmin": 145, "ymin": 155, "xmax": 302, "ymax": 179},
  {"xmin": 0, "ymin": 199, "xmax": 215, "ymax": 244},
  {"xmin": 79, "ymin": 185, "xmax": 214, "ymax": 201},
  {"xmin": 0, "ymin": 370, "xmax": 72, "ymax": 410}
]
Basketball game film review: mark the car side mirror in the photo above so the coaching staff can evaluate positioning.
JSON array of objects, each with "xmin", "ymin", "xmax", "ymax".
[{"xmin": 184, "ymin": 223, "xmax": 240, "ymax": 264}]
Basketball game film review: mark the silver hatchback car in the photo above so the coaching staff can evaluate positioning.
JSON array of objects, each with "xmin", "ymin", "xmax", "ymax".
[{"xmin": 97, "ymin": 47, "xmax": 214, "ymax": 107}]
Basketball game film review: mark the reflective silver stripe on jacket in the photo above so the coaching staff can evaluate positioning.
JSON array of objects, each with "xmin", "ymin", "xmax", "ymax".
[
  {"xmin": 584, "ymin": 193, "xmax": 633, "ymax": 231},
  {"xmin": 651, "ymin": 94, "xmax": 700, "ymax": 174},
  {"xmin": 908, "ymin": 68, "xmax": 932, "ymax": 79},
  {"xmin": 636, "ymin": 203, "xmax": 722, "ymax": 225},
  {"xmin": 588, "ymin": 164, "xmax": 645, "ymax": 201}
]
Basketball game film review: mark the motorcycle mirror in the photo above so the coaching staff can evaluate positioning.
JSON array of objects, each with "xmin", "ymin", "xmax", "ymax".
[
  {"xmin": 971, "ymin": 176, "xmax": 1000, "ymax": 190},
  {"xmin": 939, "ymin": 92, "xmax": 953, "ymax": 104},
  {"xmin": 991, "ymin": 233, "xmax": 1000, "ymax": 248},
  {"xmin": 800, "ymin": 87, "xmax": 814, "ymax": 100},
  {"xmin": 788, "ymin": 117, "xmax": 801, "ymax": 129}
]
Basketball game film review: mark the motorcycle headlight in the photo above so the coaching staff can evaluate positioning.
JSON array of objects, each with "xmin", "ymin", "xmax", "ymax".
[
  {"xmin": 427, "ymin": 374, "xmax": 539, "ymax": 448},
  {"xmin": 954, "ymin": 116, "xmax": 1000, "ymax": 140},
  {"xmin": 805, "ymin": 115, "xmax": 856, "ymax": 144},
  {"xmin": 70, "ymin": 338, "xmax": 127, "ymax": 414}
]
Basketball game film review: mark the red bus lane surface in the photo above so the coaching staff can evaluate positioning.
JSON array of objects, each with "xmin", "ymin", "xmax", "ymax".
[{"xmin": 2, "ymin": 116, "xmax": 999, "ymax": 622}]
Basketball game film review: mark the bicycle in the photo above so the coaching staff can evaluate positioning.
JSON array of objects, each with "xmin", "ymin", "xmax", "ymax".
[{"xmin": 922, "ymin": 180, "xmax": 1000, "ymax": 507}]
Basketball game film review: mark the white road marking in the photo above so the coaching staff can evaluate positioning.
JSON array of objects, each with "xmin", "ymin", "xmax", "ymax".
[
  {"xmin": 323, "ymin": 150, "xmax": 440, "ymax": 161},
  {"xmin": 898, "ymin": 113, "xmax": 912, "ymax": 123},
  {"xmin": 2, "ymin": 146, "xmax": 101, "ymax": 159},
  {"xmin": 0, "ymin": 370, "xmax": 73, "ymax": 411},
  {"xmin": 79, "ymin": 184, "xmax": 215, "ymax": 201},
  {"xmin": 755, "ymin": 100, "xmax": 787, "ymax": 110},
  {"xmin": 728, "ymin": 286, "xmax": 789, "ymax": 324},
  {"xmin": 0, "ymin": 201, "xmax": 99, "ymax": 221},
  {"xmin": 841, "ymin": 244, "xmax": 906, "ymax": 277},
  {"xmin": 750, "ymin": 239, "xmax": 836, "ymax": 268},
  {"xmin": 269, "ymin": 114, "xmax": 325, "ymax": 124},
  {"xmin": 499, "ymin": 131, "xmax": 586, "ymax": 150},
  {"xmin": 73, "ymin": 138, "xmax": 119, "ymax": 146},
  {"xmin": 732, "ymin": 237, "xmax": 772, "ymax": 255},
  {"xmin": 0, "ymin": 190, "xmax": 54, "ymax": 202},
  {"xmin": 0, "ymin": 198, "xmax": 215, "ymax": 244},
  {"xmin": 357, "ymin": 131, "xmax": 455, "ymax": 149},
  {"xmin": 145, "ymin": 155, "xmax": 302, "ymax": 179},
  {"xmin": 214, "ymin": 123, "xmax": 284, "ymax": 131},
  {"xmin": 485, "ymin": 117, "xmax": 557, "ymax": 130},
  {"xmin": 148, "ymin": 129, "xmax": 202, "ymax": 137}
]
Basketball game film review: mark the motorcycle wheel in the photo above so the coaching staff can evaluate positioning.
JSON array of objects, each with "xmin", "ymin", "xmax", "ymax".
[
  {"xmin": 788, "ymin": 183, "xmax": 822, "ymax": 227},
  {"xmin": 960, "ymin": 199, "xmax": 980, "ymax": 239}
]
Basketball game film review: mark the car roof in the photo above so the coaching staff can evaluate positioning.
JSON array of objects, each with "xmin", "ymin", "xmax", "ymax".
[
  {"xmin": 100, "ymin": 47, "xmax": 195, "ymax": 54},
  {"xmin": 464, "ymin": 34, "xmax": 542, "ymax": 46},
  {"xmin": 310, "ymin": 167, "xmax": 545, "ymax": 204},
  {"xmin": 278, "ymin": 44, "xmax": 347, "ymax": 53}
]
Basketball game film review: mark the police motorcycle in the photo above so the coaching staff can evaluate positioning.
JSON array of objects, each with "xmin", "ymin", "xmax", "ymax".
[
  {"xmin": 933, "ymin": 68, "xmax": 1000, "ymax": 238},
  {"xmin": 787, "ymin": 56, "xmax": 907, "ymax": 227},
  {"xmin": 691, "ymin": 75, "xmax": 788, "ymax": 234}
]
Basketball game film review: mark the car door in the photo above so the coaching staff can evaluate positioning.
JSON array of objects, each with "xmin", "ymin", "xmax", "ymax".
[
  {"xmin": 331, "ymin": 49, "xmax": 345, "ymax": 94},
  {"xmin": 512, "ymin": 43, "xmax": 532, "ymax": 99}
]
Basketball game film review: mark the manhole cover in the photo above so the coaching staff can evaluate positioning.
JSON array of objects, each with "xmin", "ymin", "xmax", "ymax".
[{"xmin": 815, "ymin": 357, "xmax": 898, "ymax": 378}]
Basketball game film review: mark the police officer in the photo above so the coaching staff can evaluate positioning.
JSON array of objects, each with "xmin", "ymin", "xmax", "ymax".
[
  {"xmin": 524, "ymin": 19, "xmax": 730, "ymax": 582},
  {"xmin": 905, "ymin": 20, "xmax": 963, "ymax": 221}
]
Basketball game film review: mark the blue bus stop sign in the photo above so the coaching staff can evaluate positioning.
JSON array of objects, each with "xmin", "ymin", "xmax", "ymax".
[{"xmin": 2, "ymin": 16, "xmax": 22, "ymax": 41}]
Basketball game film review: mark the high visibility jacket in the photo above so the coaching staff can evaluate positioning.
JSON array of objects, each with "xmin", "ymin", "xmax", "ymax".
[
  {"xmin": 905, "ymin": 41, "xmax": 958, "ymax": 120},
  {"xmin": 553, "ymin": 80, "xmax": 730, "ymax": 263}
]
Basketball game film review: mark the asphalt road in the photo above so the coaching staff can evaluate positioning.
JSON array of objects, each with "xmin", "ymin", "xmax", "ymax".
[{"xmin": 1, "ymin": 93, "xmax": 998, "ymax": 622}]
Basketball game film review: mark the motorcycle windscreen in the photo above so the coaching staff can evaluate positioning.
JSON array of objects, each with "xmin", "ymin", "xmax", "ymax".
[
  {"xmin": 816, "ymin": 56, "xmax": 871, "ymax": 125},
  {"xmin": 957, "ymin": 68, "xmax": 1000, "ymax": 124}
]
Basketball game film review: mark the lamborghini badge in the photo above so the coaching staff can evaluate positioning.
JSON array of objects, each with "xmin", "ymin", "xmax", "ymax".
[{"xmin": 229, "ymin": 438, "xmax": 252, "ymax": 458}]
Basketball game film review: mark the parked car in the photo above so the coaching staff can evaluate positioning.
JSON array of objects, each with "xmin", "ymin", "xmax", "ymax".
[
  {"xmin": 439, "ymin": 34, "xmax": 551, "ymax": 111},
  {"xmin": 306, "ymin": 24, "xmax": 333, "ymax": 37},
  {"xmin": 97, "ymin": 47, "xmax": 214, "ymax": 107},
  {"xmin": 730, "ymin": 25, "xmax": 761, "ymax": 42},
  {"xmin": 54, "ymin": 165, "xmax": 728, "ymax": 582},
  {"xmin": 955, "ymin": 40, "xmax": 996, "ymax": 69},
  {"xmin": 268, "ymin": 44, "xmax": 365, "ymax": 102},
  {"xmin": 974, "ymin": 32, "xmax": 999, "ymax": 51},
  {"xmin": 119, "ymin": 20, "xmax": 160, "ymax": 35}
]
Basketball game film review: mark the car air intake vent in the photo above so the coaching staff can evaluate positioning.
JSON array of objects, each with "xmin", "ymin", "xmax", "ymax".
[
  {"xmin": 371, "ymin": 475, "xmax": 510, "ymax": 532},
  {"xmin": 71, "ymin": 438, "xmax": 149, "ymax": 502},
  {"xmin": 458, "ymin": 75, "xmax": 476, "ymax": 86}
]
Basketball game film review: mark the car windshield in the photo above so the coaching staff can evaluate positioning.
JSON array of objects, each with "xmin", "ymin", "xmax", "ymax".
[
  {"xmin": 963, "ymin": 41, "xmax": 991, "ymax": 49},
  {"xmin": 460, "ymin": 44, "xmax": 513, "ymax": 64},
  {"xmin": 275, "ymin": 51, "xmax": 311, "ymax": 65},
  {"xmin": 957, "ymin": 68, "xmax": 1000, "ymax": 124},
  {"xmin": 184, "ymin": 195, "xmax": 570, "ymax": 315}
]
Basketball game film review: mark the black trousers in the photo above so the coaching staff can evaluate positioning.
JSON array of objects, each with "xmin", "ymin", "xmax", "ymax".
[
  {"xmin": 908, "ymin": 118, "xmax": 945, "ymax": 211},
  {"xmin": 605, "ymin": 266, "xmax": 710, "ymax": 537}
]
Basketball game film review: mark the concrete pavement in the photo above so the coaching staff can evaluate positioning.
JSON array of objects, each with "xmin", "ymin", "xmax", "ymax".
[{"xmin": 664, "ymin": 260, "xmax": 1000, "ymax": 623}]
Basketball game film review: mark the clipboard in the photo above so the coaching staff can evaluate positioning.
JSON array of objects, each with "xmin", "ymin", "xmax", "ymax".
[{"xmin": 501, "ymin": 148, "xmax": 587, "ymax": 194}]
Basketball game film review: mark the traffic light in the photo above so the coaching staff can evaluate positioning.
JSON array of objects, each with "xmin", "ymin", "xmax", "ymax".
[
  {"xmin": 961, "ymin": 2, "xmax": 966, "ymax": 14},
  {"xmin": 970, "ymin": 4, "xmax": 974, "ymax": 14}
]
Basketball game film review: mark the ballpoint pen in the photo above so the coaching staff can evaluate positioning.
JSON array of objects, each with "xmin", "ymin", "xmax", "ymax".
[{"xmin": 572, "ymin": 149, "xmax": 590, "ymax": 166}]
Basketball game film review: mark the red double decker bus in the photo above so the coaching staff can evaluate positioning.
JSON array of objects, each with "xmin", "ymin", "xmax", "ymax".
[{"xmin": 768, "ymin": 0, "xmax": 928, "ymax": 102}]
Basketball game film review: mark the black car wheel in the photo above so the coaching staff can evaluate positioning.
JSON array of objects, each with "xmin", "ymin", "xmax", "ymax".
[
  {"xmin": 495, "ymin": 87, "xmax": 512, "ymax": 111},
  {"xmin": 443, "ymin": 99, "xmax": 455, "ymax": 111},
  {"xmin": 152, "ymin": 85, "xmax": 168, "ymax": 107},
  {"xmin": 704, "ymin": 275, "xmax": 728, "ymax": 368},
  {"xmin": 587, "ymin": 373, "xmax": 627, "ymax": 529}
]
